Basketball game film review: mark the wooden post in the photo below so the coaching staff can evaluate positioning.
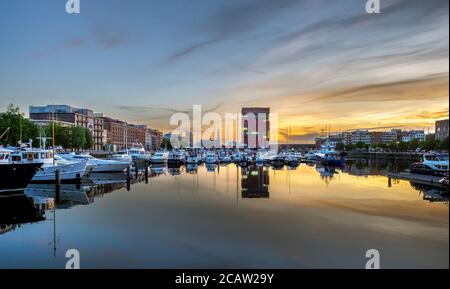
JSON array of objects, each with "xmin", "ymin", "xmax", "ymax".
[
  {"xmin": 126, "ymin": 166, "xmax": 131, "ymax": 180},
  {"xmin": 135, "ymin": 161, "xmax": 139, "ymax": 179}
]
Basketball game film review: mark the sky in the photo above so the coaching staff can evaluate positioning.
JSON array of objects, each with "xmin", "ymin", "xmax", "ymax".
[{"xmin": 0, "ymin": 0, "xmax": 448, "ymax": 143}]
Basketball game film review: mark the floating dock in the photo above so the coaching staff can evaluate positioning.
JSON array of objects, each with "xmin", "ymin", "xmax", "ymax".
[{"xmin": 387, "ymin": 172, "xmax": 447, "ymax": 189}]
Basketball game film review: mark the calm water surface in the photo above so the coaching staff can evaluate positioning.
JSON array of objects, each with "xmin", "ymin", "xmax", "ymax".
[{"xmin": 0, "ymin": 161, "xmax": 448, "ymax": 268}]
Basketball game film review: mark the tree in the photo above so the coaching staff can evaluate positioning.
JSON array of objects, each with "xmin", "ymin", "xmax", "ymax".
[
  {"xmin": 407, "ymin": 139, "xmax": 421, "ymax": 151},
  {"xmin": 55, "ymin": 125, "xmax": 72, "ymax": 149},
  {"xmin": 356, "ymin": 141, "xmax": 367, "ymax": 150},
  {"xmin": 84, "ymin": 129, "xmax": 93, "ymax": 150},
  {"xmin": 161, "ymin": 138, "xmax": 172, "ymax": 150},
  {"xmin": 438, "ymin": 137, "xmax": 449, "ymax": 152},
  {"xmin": 335, "ymin": 142, "xmax": 345, "ymax": 151},
  {"xmin": 0, "ymin": 104, "xmax": 39, "ymax": 146},
  {"xmin": 71, "ymin": 126, "xmax": 86, "ymax": 150},
  {"xmin": 398, "ymin": 141, "xmax": 408, "ymax": 152},
  {"xmin": 422, "ymin": 135, "xmax": 439, "ymax": 151}
]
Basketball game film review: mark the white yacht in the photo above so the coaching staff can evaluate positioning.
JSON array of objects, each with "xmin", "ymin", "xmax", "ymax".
[
  {"xmin": 255, "ymin": 150, "xmax": 277, "ymax": 163},
  {"xmin": 150, "ymin": 151, "xmax": 169, "ymax": 164},
  {"xmin": 314, "ymin": 142, "xmax": 344, "ymax": 166},
  {"xmin": 218, "ymin": 151, "xmax": 233, "ymax": 163},
  {"xmin": 59, "ymin": 153, "xmax": 130, "ymax": 173},
  {"xmin": 422, "ymin": 153, "xmax": 449, "ymax": 172},
  {"xmin": 9, "ymin": 149, "xmax": 89, "ymax": 183},
  {"xmin": 167, "ymin": 150, "xmax": 185, "ymax": 164},
  {"xmin": 304, "ymin": 150, "xmax": 317, "ymax": 162},
  {"xmin": 110, "ymin": 151, "xmax": 133, "ymax": 163},
  {"xmin": 129, "ymin": 143, "xmax": 151, "ymax": 160}
]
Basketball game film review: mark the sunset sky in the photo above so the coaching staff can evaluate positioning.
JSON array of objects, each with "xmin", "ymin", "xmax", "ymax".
[{"xmin": 0, "ymin": 0, "xmax": 448, "ymax": 143}]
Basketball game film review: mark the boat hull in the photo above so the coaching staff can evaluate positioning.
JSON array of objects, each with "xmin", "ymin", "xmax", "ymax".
[
  {"xmin": 31, "ymin": 161, "xmax": 87, "ymax": 183},
  {"xmin": 0, "ymin": 163, "xmax": 43, "ymax": 190},
  {"xmin": 91, "ymin": 163, "xmax": 129, "ymax": 173}
]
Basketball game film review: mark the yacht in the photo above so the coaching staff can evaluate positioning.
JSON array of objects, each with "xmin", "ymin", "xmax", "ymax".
[
  {"xmin": 15, "ymin": 148, "xmax": 92, "ymax": 183},
  {"xmin": 150, "ymin": 151, "xmax": 169, "ymax": 164},
  {"xmin": 314, "ymin": 142, "xmax": 344, "ymax": 166},
  {"xmin": 0, "ymin": 148, "xmax": 43, "ymax": 190},
  {"xmin": 59, "ymin": 153, "xmax": 130, "ymax": 173},
  {"xmin": 283, "ymin": 151, "xmax": 300, "ymax": 164},
  {"xmin": 256, "ymin": 151, "xmax": 277, "ymax": 163},
  {"xmin": 167, "ymin": 150, "xmax": 185, "ymax": 165},
  {"xmin": 271, "ymin": 155, "xmax": 285, "ymax": 167},
  {"xmin": 205, "ymin": 151, "xmax": 218, "ymax": 164},
  {"xmin": 129, "ymin": 143, "xmax": 151, "ymax": 160},
  {"xmin": 218, "ymin": 151, "xmax": 233, "ymax": 163},
  {"xmin": 110, "ymin": 151, "xmax": 133, "ymax": 163},
  {"xmin": 422, "ymin": 153, "xmax": 449, "ymax": 172},
  {"xmin": 303, "ymin": 150, "xmax": 317, "ymax": 162}
]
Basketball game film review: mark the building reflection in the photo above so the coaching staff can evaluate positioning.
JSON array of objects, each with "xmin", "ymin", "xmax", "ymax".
[{"xmin": 241, "ymin": 165, "xmax": 269, "ymax": 198}]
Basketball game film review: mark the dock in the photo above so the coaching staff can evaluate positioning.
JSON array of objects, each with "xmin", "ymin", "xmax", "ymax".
[{"xmin": 387, "ymin": 172, "xmax": 447, "ymax": 189}]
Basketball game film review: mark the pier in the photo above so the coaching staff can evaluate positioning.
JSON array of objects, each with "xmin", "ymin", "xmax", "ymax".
[{"xmin": 348, "ymin": 151, "xmax": 422, "ymax": 161}]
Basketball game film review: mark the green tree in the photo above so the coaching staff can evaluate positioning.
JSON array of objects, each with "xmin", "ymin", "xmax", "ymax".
[
  {"xmin": 335, "ymin": 142, "xmax": 345, "ymax": 151},
  {"xmin": 387, "ymin": 141, "xmax": 398, "ymax": 151},
  {"xmin": 407, "ymin": 139, "xmax": 421, "ymax": 151},
  {"xmin": 438, "ymin": 137, "xmax": 449, "ymax": 152},
  {"xmin": 0, "ymin": 104, "xmax": 39, "ymax": 146},
  {"xmin": 84, "ymin": 129, "xmax": 93, "ymax": 150},
  {"xmin": 356, "ymin": 141, "xmax": 367, "ymax": 150},
  {"xmin": 55, "ymin": 125, "xmax": 73, "ymax": 149},
  {"xmin": 161, "ymin": 138, "xmax": 172, "ymax": 150},
  {"xmin": 398, "ymin": 141, "xmax": 408, "ymax": 152},
  {"xmin": 422, "ymin": 135, "xmax": 439, "ymax": 151},
  {"xmin": 71, "ymin": 126, "xmax": 86, "ymax": 150}
]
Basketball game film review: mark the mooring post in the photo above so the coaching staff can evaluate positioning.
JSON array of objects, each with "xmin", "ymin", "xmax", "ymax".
[
  {"xmin": 135, "ymin": 161, "xmax": 139, "ymax": 179},
  {"xmin": 145, "ymin": 162, "xmax": 149, "ymax": 184}
]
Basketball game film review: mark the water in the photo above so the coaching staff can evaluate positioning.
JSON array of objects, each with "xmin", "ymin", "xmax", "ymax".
[{"xmin": 0, "ymin": 161, "xmax": 448, "ymax": 269}]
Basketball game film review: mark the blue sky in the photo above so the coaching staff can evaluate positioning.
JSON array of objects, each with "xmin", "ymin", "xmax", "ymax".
[{"xmin": 0, "ymin": 0, "xmax": 448, "ymax": 142}]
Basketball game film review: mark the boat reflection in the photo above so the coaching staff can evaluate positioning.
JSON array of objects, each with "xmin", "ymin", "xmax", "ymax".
[
  {"xmin": 206, "ymin": 163, "xmax": 217, "ymax": 173},
  {"xmin": 0, "ymin": 191, "xmax": 47, "ymax": 235},
  {"xmin": 25, "ymin": 183, "xmax": 91, "ymax": 208},
  {"xmin": 150, "ymin": 164, "xmax": 167, "ymax": 176},
  {"xmin": 186, "ymin": 164, "xmax": 198, "ymax": 174},
  {"xmin": 168, "ymin": 165, "xmax": 181, "ymax": 176}
]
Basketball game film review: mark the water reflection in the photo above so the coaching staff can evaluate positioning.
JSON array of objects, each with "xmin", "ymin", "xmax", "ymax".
[
  {"xmin": 0, "ymin": 161, "xmax": 448, "ymax": 268},
  {"xmin": 0, "ymin": 192, "xmax": 46, "ymax": 235},
  {"xmin": 241, "ymin": 165, "xmax": 269, "ymax": 198}
]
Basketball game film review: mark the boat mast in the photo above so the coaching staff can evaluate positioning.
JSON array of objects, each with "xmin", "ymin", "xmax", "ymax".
[{"xmin": 52, "ymin": 105, "xmax": 56, "ymax": 166}]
